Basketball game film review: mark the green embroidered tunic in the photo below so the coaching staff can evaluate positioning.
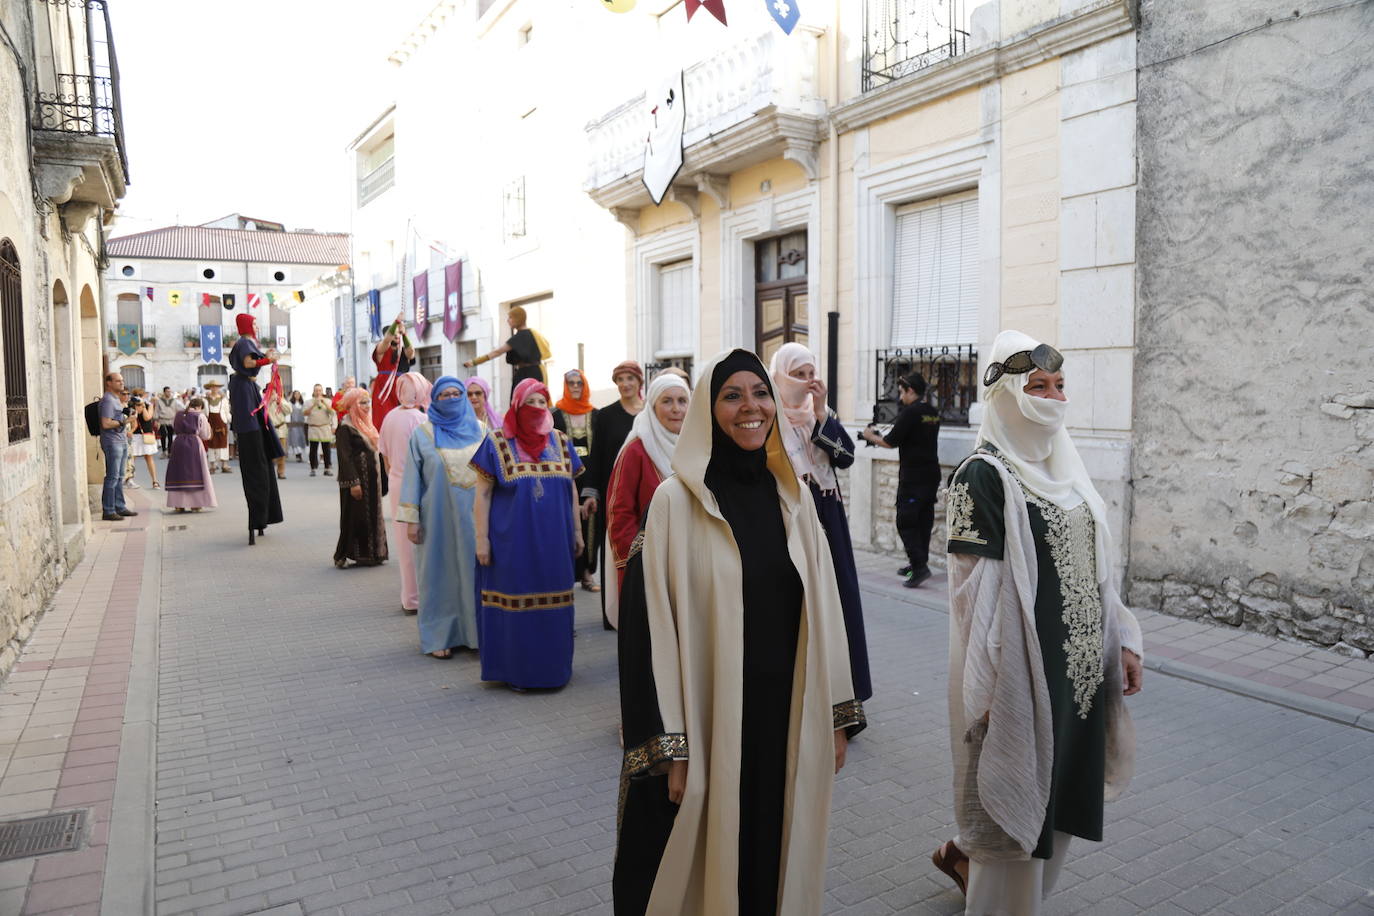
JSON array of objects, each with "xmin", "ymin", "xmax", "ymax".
[{"xmin": 947, "ymin": 450, "xmax": 1107, "ymax": 858}]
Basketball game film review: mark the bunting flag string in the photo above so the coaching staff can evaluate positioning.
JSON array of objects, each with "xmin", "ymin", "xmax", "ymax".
[
  {"xmin": 247, "ymin": 292, "xmax": 261, "ymax": 310},
  {"xmin": 201, "ymin": 292, "xmax": 212, "ymax": 307},
  {"xmin": 266, "ymin": 292, "xmax": 277, "ymax": 306},
  {"xmin": 169, "ymin": 290, "xmax": 183, "ymax": 306},
  {"xmin": 223, "ymin": 293, "xmax": 237, "ymax": 309},
  {"xmin": 599, "ymin": 0, "xmax": 637, "ymax": 10},
  {"xmin": 143, "ymin": 286, "xmax": 154, "ymax": 302},
  {"xmin": 293, "ymin": 290, "xmax": 306, "ymax": 303}
]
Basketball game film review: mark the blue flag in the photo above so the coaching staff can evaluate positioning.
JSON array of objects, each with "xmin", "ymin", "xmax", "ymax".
[
  {"xmin": 115, "ymin": 324, "xmax": 139, "ymax": 356},
  {"xmin": 367, "ymin": 289, "xmax": 382, "ymax": 339},
  {"xmin": 200, "ymin": 325, "xmax": 223, "ymax": 363},
  {"xmin": 764, "ymin": 0, "xmax": 799, "ymax": 34}
]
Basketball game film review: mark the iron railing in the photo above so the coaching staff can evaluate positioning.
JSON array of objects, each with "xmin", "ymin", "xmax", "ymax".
[
  {"xmin": 862, "ymin": 0, "xmax": 969, "ymax": 92},
  {"xmin": 181, "ymin": 325, "xmax": 203, "ymax": 348},
  {"xmin": 872, "ymin": 344, "xmax": 977, "ymax": 426},
  {"xmin": 357, "ymin": 157, "xmax": 395, "ymax": 207},
  {"xmin": 32, "ymin": 0, "xmax": 128, "ymax": 179},
  {"xmin": 645, "ymin": 356, "xmax": 694, "ymax": 382}
]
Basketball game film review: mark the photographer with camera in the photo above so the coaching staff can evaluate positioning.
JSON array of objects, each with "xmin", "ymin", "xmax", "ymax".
[
  {"xmin": 97, "ymin": 372, "xmax": 138, "ymax": 521},
  {"xmin": 128, "ymin": 390, "xmax": 161, "ymax": 490},
  {"xmin": 860, "ymin": 372, "xmax": 941, "ymax": 588}
]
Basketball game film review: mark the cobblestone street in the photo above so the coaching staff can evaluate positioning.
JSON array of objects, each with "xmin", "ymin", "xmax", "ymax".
[{"xmin": 3, "ymin": 468, "xmax": 1373, "ymax": 915}]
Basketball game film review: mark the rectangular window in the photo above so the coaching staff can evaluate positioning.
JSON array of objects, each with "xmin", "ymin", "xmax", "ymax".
[
  {"xmin": 269, "ymin": 303, "xmax": 290, "ymax": 348},
  {"xmin": 198, "ymin": 296, "xmax": 220, "ymax": 327},
  {"xmin": 417, "ymin": 345, "xmax": 443, "ymax": 383},
  {"xmin": 504, "ymin": 177, "xmax": 526, "ymax": 240},
  {"xmin": 1, "ymin": 239, "xmax": 28, "ymax": 442},
  {"xmin": 121, "ymin": 365, "xmax": 145, "ymax": 392},
  {"xmin": 891, "ymin": 190, "xmax": 978, "ymax": 348},
  {"xmin": 117, "ymin": 293, "xmax": 143, "ymax": 339},
  {"xmin": 656, "ymin": 259, "xmax": 693, "ymax": 357}
]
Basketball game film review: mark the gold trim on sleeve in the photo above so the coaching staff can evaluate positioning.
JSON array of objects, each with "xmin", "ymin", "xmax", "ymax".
[
  {"xmin": 622, "ymin": 733, "xmax": 688, "ymax": 778},
  {"xmin": 833, "ymin": 699, "xmax": 867, "ymax": 735}
]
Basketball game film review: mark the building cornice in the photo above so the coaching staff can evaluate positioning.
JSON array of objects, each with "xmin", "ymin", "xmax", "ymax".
[{"xmin": 830, "ymin": 0, "xmax": 1136, "ymax": 134}]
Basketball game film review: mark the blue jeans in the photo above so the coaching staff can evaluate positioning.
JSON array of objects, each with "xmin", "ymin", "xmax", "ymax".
[{"xmin": 101, "ymin": 438, "xmax": 129, "ymax": 515}]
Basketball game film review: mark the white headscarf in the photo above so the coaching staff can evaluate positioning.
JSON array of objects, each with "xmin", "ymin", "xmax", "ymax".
[
  {"xmin": 622, "ymin": 372, "xmax": 689, "ymax": 479},
  {"xmin": 977, "ymin": 329, "xmax": 1112, "ymax": 583},
  {"xmin": 768, "ymin": 342, "xmax": 839, "ymax": 495}
]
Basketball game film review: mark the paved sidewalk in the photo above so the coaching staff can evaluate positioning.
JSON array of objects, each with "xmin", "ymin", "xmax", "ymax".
[
  {"xmin": 852, "ymin": 549, "xmax": 1374, "ymax": 728},
  {"xmin": 0, "ymin": 489, "xmax": 154, "ymax": 915},
  {"xmin": 1, "ymin": 468, "xmax": 1372, "ymax": 915}
]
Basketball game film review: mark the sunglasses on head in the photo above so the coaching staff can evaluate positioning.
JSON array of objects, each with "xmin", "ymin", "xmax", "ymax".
[{"xmin": 983, "ymin": 343, "xmax": 1064, "ymax": 387}]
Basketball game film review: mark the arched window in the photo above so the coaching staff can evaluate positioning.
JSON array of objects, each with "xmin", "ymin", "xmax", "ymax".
[
  {"xmin": 120, "ymin": 365, "xmax": 146, "ymax": 392},
  {"xmin": 1, "ymin": 239, "xmax": 28, "ymax": 443}
]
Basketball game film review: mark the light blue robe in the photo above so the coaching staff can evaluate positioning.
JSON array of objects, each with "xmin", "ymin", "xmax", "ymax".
[{"xmin": 396, "ymin": 423, "xmax": 481, "ymax": 654}]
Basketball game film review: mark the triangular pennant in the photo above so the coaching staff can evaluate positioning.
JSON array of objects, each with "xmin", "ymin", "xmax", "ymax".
[
  {"xmin": 247, "ymin": 292, "xmax": 261, "ymax": 310},
  {"xmin": 685, "ymin": 0, "xmax": 727, "ymax": 24},
  {"xmin": 764, "ymin": 0, "xmax": 799, "ymax": 34},
  {"xmin": 168, "ymin": 290, "xmax": 183, "ymax": 306},
  {"xmin": 201, "ymin": 292, "xmax": 211, "ymax": 307},
  {"xmin": 143, "ymin": 286, "xmax": 154, "ymax": 302}
]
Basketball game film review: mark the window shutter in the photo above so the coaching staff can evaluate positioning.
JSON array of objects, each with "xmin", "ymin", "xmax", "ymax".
[
  {"xmin": 891, "ymin": 192, "xmax": 979, "ymax": 348},
  {"xmin": 656, "ymin": 259, "xmax": 693, "ymax": 356}
]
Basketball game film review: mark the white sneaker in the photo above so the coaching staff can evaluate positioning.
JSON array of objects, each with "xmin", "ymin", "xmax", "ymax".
[{"xmin": 125, "ymin": 480, "xmax": 141, "ymax": 489}]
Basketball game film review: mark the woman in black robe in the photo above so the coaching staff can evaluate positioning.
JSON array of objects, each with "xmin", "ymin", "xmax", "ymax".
[
  {"xmin": 462, "ymin": 304, "xmax": 547, "ymax": 401},
  {"xmin": 584, "ymin": 360, "xmax": 644, "ymax": 627},
  {"xmin": 614, "ymin": 350, "xmax": 864, "ymax": 916},
  {"xmin": 333, "ymin": 388, "xmax": 388, "ymax": 568},
  {"xmin": 227, "ymin": 314, "xmax": 284, "ymax": 545}
]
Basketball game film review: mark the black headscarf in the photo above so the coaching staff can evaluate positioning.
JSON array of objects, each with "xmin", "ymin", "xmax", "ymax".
[{"xmin": 705, "ymin": 349, "xmax": 774, "ymax": 488}]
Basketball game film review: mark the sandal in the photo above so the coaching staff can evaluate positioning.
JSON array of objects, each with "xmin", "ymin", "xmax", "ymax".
[
  {"xmin": 428, "ymin": 649, "xmax": 452, "ymax": 659},
  {"xmin": 931, "ymin": 840, "xmax": 968, "ymax": 895},
  {"xmin": 580, "ymin": 579, "xmax": 601, "ymax": 593}
]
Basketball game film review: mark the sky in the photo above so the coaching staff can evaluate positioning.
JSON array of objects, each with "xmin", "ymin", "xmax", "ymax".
[{"xmin": 107, "ymin": 0, "xmax": 433, "ymax": 238}]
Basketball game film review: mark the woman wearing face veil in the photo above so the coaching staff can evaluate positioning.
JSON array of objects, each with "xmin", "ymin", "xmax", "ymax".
[
  {"xmin": 612, "ymin": 350, "xmax": 866, "ymax": 916},
  {"xmin": 930, "ymin": 330, "xmax": 1144, "ymax": 913}
]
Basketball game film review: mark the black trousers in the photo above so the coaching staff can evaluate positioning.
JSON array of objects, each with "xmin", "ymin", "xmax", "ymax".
[
  {"xmin": 895, "ymin": 485, "xmax": 938, "ymax": 572},
  {"xmin": 238, "ymin": 429, "xmax": 284, "ymax": 531},
  {"xmin": 158, "ymin": 424, "xmax": 173, "ymax": 453},
  {"xmin": 309, "ymin": 440, "xmax": 332, "ymax": 470}
]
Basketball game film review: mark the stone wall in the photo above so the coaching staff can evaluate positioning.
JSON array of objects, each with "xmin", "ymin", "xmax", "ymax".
[
  {"xmin": 868, "ymin": 454, "xmax": 950, "ymax": 569},
  {"xmin": 1130, "ymin": 0, "xmax": 1374, "ymax": 651},
  {"xmin": 0, "ymin": 472, "xmax": 64, "ymax": 676}
]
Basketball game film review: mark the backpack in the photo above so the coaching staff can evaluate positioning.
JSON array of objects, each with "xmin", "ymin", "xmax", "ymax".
[{"xmin": 84, "ymin": 399, "xmax": 102, "ymax": 436}]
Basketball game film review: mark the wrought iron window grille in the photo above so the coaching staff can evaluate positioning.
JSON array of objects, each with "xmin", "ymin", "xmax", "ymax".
[
  {"xmin": 645, "ymin": 356, "xmax": 694, "ymax": 382},
  {"xmin": 32, "ymin": 0, "xmax": 128, "ymax": 180},
  {"xmin": 2, "ymin": 240, "xmax": 28, "ymax": 443},
  {"xmin": 862, "ymin": 0, "xmax": 969, "ymax": 93},
  {"xmin": 872, "ymin": 344, "xmax": 977, "ymax": 426}
]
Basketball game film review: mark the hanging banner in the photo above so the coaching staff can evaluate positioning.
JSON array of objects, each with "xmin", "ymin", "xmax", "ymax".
[
  {"xmin": 247, "ymin": 292, "xmax": 261, "ymax": 310},
  {"xmin": 443, "ymin": 260, "xmax": 464, "ymax": 341},
  {"xmin": 200, "ymin": 325, "xmax": 223, "ymax": 363},
  {"xmin": 764, "ymin": 0, "xmax": 799, "ymax": 33},
  {"xmin": 413, "ymin": 271, "xmax": 430, "ymax": 339},
  {"xmin": 115, "ymin": 324, "xmax": 139, "ymax": 356},
  {"xmin": 169, "ymin": 290, "xmax": 183, "ymax": 306},
  {"xmin": 223, "ymin": 293, "xmax": 237, "ymax": 309},
  {"xmin": 367, "ymin": 289, "xmax": 382, "ymax": 339},
  {"xmin": 643, "ymin": 70, "xmax": 686, "ymax": 205},
  {"xmin": 275, "ymin": 325, "xmax": 288, "ymax": 351}
]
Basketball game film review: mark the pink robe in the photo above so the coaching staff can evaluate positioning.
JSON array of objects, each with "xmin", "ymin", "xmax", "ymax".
[
  {"xmin": 378, "ymin": 406, "xmax": 427, "ymax": 611},
  {"xmin": 166, "ymin": 413, "xmax": 217, "ymax": 510}
]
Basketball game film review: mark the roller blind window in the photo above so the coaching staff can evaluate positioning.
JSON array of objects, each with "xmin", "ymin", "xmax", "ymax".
[
  {"xmin": 656, "ymin": 259, "xmax": 693, "ymax": 357},
  {"xmin": 891, "ymin": 191, "xmax": 979, "ymax": 348}
]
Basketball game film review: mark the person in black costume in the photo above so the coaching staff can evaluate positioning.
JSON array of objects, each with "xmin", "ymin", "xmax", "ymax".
[
  {"xmin": 613, "ymin": 350, "xmax": 864, "ymax": 916},
  {"xmin": 227, "ymin": 313, "xmax": 284, "ymax": 545},
  {"xmin": 582, "ymin": 360, "xmax": 644, "ymax": 628},
  {"xmin": 462, "ymin": 304, "xmax": 548, "ymax": 401},
  {"xmin": 861, "ymin": 372, "xmax": 941, "ymax": 587}
]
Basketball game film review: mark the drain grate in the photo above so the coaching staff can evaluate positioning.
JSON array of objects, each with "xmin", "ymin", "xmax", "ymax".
[{"xmin": 0, "ymin": 810, "xmax": 85, "ymax": 862}]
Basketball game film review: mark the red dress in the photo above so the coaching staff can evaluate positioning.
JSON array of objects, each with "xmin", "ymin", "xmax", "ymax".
[
  {"xmin": 605, "ymin": 438, "xmax": 664, "ymax": 593},
  {"xmin": 369, "ymin": 347, "xmax": 402, "ymax": 431}
]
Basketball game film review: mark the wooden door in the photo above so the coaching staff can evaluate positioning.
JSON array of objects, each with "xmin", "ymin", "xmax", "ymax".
[{"xmin": 754, "ymin": 231, "xmax": 808, "ymax": 361}]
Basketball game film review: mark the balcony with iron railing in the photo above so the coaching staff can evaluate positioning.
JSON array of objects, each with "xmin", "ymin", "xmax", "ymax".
[
  {"xmin": 862, "ymin": 0, "xmax": 970, "ymax": 92},
  {"xmin": 585, "ymin": 25, "xmax": 826, "ymax": 212},
  {"xmin": 872, "ymin": 344, "xmax": 978, "ymax": 426},
  {"xmin": 358, "ymin": 157, "xmax": 395, "ymax": 208},
  {"xmin": 31, "ymin": 0, "xmax": 128, "ymax": 211}
]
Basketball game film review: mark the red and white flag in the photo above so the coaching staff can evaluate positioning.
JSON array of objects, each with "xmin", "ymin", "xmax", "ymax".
[
  {"xmin": 247, "ymin": 293, "xmax": 261, "ymax": 310},
  {"xmin": 685, "ymin": 0, "xmax": 727, "ymax": 24}
]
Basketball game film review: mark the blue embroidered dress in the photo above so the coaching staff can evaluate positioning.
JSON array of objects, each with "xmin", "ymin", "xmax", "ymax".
[
  {"xmin": 396, "ymin": 423, "xmax": 482, "ymax": 655},
  {"xmin": 471, "ymin": 429, "xmax": 584, "ymax": 688}
]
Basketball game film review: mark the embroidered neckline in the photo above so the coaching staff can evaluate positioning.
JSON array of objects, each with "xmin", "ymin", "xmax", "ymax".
[{"xmin": 975, "ymin": 448, "xmax": 1105, "ymax": 719}]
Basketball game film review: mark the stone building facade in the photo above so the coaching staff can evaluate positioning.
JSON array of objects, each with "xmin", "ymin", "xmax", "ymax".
[
  {"xmin": 0, "ymin": 0, "xmax": 129, "ymax": 677},
  {"xmin": 1128, "ymin": 0, "xmax": 1374, "ymax": 655}
]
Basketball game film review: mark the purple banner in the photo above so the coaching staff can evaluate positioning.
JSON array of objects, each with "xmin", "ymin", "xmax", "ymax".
[
  {"xmin": 443, "ymin": 260, "xmax": 464, "ymax": 342},
  {"xmin": 413, "ymin": 271, "xmax": 430, "ymax": 339}
]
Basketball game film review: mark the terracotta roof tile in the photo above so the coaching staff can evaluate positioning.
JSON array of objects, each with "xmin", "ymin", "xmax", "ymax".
[{"xmin": 107, "ymin": 226, "xmax": 349, "ymax": 265}]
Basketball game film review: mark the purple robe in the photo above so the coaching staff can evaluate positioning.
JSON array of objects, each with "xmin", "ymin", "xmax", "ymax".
[{"xmin": 166, "ymin": 410, "xmax": 217, "ymax": 509}]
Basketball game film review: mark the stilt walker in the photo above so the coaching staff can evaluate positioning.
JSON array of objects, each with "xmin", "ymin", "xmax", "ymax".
[{"xmin": 228, "ymin": 313, "xmax": 285, "ymax": 545}]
